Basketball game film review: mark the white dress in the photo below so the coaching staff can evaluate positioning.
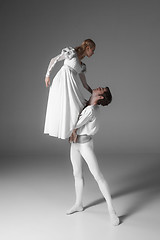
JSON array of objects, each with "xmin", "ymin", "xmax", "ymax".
[{"xmin": 44, "ymin": 47, "xmax": 86, "ymax": 139}]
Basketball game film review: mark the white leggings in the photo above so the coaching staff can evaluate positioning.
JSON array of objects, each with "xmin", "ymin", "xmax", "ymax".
[{"xmin": 70, "ymin": 139, "xmax": 115, "ymax": 212}]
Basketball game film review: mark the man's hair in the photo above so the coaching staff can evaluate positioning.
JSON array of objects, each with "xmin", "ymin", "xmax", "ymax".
[{"xmin": 98, "ymin": 87, "xmax": 112, "ymax": 106}]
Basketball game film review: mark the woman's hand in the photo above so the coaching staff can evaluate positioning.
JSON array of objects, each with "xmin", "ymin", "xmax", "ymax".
[{"xmin": 45, "ymin": 77, "xmax": 50, "ymax": 87}]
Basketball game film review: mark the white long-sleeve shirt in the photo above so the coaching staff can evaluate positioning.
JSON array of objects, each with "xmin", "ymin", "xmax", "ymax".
[{"xmin": 75, "ymin": 105, "xmax": 100, "ymax": 136}]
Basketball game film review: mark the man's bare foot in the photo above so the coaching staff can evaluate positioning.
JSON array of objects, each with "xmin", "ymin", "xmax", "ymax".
[
  {"xmin": 109, "ymin": 210, "xmax": 120, "ymax": 226},
  {"xmin": 66, "ymin": 204, "xmax": 83, "ymax": 215}
]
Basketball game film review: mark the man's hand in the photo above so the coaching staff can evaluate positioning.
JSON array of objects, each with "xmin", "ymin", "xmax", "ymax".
[{"xmin": 69, "ymin": 129, "xmax": 77, "ymax": 143}]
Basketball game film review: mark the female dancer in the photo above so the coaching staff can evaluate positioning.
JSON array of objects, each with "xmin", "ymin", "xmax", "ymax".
[
  {"xmin": 68, "ymin": 87, "xmax": 120, "ymax": 226},
  {"xmin": 44, "ymin": 39, "xmax": 95, "ymax": 139}
]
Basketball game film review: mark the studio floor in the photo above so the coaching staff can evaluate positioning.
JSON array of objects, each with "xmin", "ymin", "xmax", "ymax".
[{"xmin": 0, "ymin": 153, "xmax": 160, "ymax": 240}]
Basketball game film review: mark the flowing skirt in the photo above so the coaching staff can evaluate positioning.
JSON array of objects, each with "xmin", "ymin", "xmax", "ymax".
[{"xmin": 44, "ymin": 65, "xmax": 85, "ymax": 139}]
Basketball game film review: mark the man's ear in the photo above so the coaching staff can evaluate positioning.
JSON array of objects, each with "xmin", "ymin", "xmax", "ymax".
[{"xmin": 98, "ymin": 95, "xmax": 104, "ymax": 99}]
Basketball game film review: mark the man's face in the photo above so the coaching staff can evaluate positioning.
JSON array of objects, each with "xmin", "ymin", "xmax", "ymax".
[{"xmin": 93, "ymin": 87, "xmax": 107, "ymax": 96}]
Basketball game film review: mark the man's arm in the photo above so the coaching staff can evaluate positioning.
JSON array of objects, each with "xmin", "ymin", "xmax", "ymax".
[
  {"xmin": 75, "ymin": 106, "xmax": 94, "ymax": 129},
  {"xmin": 69, "ymin": 106, "xmax": 94, "ymax": 143}
]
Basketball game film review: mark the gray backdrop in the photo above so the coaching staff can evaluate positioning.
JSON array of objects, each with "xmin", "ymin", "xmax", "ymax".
[{"xmin": 1, "ymin": 0, "xmax": 160, "ymax": 157}]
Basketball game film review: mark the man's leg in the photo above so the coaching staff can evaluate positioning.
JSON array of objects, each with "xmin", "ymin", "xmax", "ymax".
[
  {"xmin": 79, "ymin": 140, "xmax": 120, "ymax": 225},
  {"xmin": 66, "ymin": 143, "xmax": 84, "ymax": 214}
]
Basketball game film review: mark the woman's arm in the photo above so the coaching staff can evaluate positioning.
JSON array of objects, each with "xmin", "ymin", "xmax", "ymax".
[
  {"xmin": 45, "ymin": 47, "xmax": 75, "ymax": 87},
  {"xmin": 45, "ymin": 55, "xmax": 62, "ymax": 87},
  {"xmin": 45, "ymin": 54, "xmax": 65, "ymax": 77},
  {"xmin": 45, "ymin": 52, "xmax": 65, "ymax": 87},
  {"xmin": 45, "ymin": 54, "xmax": 65, "ymax": 87},
  {"xmin": 79, "ymin": 72, "xmax": 92, "ymax": 94}
]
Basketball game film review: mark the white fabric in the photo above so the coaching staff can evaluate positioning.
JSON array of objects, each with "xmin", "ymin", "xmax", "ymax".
[
  {"xmin": 44, "ymin": 47, "xmax": 87, "ymax": 139},
  {"xmin": 70, "ymin": 140, "xmax": 115, "ymax": 212},
  {"xmin": 45, "ymin": 47, "xmax": 86, "ymax": 77},
  {"xmin": 75, "ymin": 105, "xmax": 100, "ymax": 136},
  {"xmin": 69, "ymin": 140, "xmax": 120, "ymax": 225}
]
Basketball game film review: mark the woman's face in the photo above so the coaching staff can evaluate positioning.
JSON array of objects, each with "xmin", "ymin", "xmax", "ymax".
[{"xmin": 85, "ymin": 46, "xmax": 95, "ymax": 57}]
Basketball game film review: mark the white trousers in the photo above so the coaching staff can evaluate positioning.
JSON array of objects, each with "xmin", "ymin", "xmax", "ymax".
[{"xmin": 70, "ymin": 139, "xmax": 115, "ymax": 211}]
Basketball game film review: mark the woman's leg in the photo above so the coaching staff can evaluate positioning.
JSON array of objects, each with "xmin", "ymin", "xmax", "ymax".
[
  {"xmin": 79, "ymin": 140, "xmax": 120, "ymax": 225},
  {"xmin": 66, "ymin": 143, "xmax": 84, "ymax": 214}
]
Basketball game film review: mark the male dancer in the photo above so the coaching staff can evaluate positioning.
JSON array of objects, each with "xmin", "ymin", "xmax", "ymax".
[{"xmin": 68, "ymin": 87, "xmax": 120, "ymax": 226}]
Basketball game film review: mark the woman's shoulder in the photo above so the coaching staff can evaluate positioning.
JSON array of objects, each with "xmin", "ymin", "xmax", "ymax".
[{"xmin": 61, "ymin": 46, "xmax": 76, "ymax": 59}]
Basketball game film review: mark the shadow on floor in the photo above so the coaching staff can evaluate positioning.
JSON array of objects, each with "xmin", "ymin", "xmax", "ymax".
[
  {"xmin": 112, "ymin": 155, "xmax": 160, "ymax": 219},
  {"xmin": 83, "ymin": 155, "xmax": 160, "ymax": 221},
  {"xmin": 84, "ymin": 197, "xmax": 105, "ymax": 210}
]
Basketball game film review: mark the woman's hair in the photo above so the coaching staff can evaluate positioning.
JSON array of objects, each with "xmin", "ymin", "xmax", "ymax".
[
  {"xmin": 98, "ymin": 87, "xmax": 112, "ymax": 106},
  {"xmin": 75, "ymin": 39, "xmax": 96, "ymax": 57}
]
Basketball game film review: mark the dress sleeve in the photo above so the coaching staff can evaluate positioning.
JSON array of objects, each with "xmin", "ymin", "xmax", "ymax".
[
  {"xmin": 61, "ymin": 47, "xmax": 76, "ymax": 60},
  {"xmin": 45, "ymin": 54, "xmax": 64, "ymax": 77},
  {"xmin": 75, "ymin": 106, "xmax": 94, "ymax": 129},
  {"xmin": 45, "ymin": 47, "xmax": 76, "ymax": 77}
]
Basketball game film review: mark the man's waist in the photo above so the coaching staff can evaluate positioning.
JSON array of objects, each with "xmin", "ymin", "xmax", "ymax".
[{"xmin": 76, "ymin": 135, "xmax": 92, "ymax": 143}]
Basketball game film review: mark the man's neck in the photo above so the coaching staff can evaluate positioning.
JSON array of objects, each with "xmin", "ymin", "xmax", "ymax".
[{"xmin": 88, "ymin": 95, "xmax": 97, "ymax": 106}]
